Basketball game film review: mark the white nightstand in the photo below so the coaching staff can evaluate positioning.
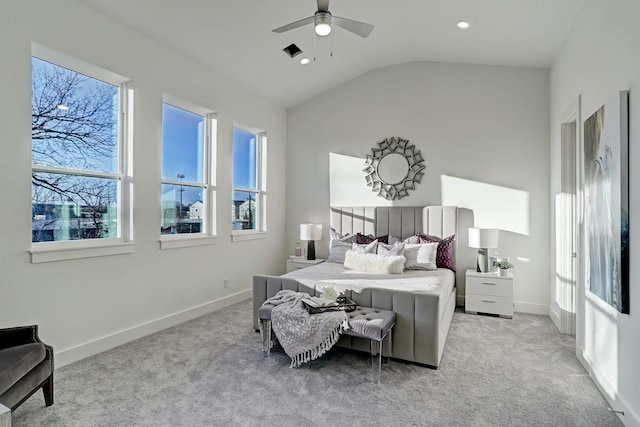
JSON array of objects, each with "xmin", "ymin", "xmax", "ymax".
[
  {"xmin": 286, "ymin": 258, "xmax": 325, "ymax": 273},
  {"xmin": 465, "ymin": 269, "xmax": 514, "ymax": 318}
]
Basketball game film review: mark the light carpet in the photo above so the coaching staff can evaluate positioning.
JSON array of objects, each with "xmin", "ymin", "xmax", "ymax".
[{"xmin": 12, "ymin": 300, "xmax": 623, "ymax": 426}]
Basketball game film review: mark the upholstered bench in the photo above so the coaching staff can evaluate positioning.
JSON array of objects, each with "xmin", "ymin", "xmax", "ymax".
[{"xmin": 259, "ymin": 304, "xmax": 396, "ymax": 383}]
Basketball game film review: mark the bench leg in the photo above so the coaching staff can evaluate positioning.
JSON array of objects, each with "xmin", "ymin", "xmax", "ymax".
[
  {"xmin": 261, "ymin": 319, "xmax": 272, "ymax": 357},
  {"xmin": 377, "ymin": 338, "xmax": 383, "ymax": 384}
]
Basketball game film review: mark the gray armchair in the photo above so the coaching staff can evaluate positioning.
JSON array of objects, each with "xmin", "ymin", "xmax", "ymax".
[{"xmin": 0, "ymin": 325, "xmax": 54, "ymax": 411}]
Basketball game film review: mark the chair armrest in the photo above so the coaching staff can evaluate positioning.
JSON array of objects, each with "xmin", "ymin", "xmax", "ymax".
[{"xmin": 0, "ymin": 325, "xmax": 41, "ymax": 350}]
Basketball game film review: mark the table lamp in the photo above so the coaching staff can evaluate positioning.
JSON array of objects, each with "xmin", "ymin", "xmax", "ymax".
[
  {"xmin": 468, "ymin": 228, "xmax": 499, "ymax": 273},
  {"xmin": 300, "ymin": 223, "xmax": 322, "ymax": 260}
]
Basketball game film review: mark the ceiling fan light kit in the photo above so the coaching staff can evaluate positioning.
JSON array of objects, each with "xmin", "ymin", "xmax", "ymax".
[{"xmin": 314, "ymin": 12, "xmax": 332, "ymax": 36}]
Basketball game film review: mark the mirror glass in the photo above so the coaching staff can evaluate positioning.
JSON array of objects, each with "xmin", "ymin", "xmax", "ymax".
[{"xmin": 377, "ymin": 153, "xmax": 409, "ymax": 185}]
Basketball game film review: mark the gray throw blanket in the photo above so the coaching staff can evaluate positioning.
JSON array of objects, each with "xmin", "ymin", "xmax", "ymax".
[{"xmin": 262, "ymin": 290, "xmax": 349, "ymax": 368}]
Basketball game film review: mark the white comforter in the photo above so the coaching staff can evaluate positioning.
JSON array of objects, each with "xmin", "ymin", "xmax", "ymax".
[{"xmin": 282, "ymin": 261, "xmax": 455, "ymax": 297}]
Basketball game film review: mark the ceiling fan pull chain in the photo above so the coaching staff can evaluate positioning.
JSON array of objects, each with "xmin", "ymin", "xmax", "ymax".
[
  {"xmin": 330, "ymin": 32, "xmax": 333, "ymax": 57},
  {"xmin": 313, "ymin": 31, "xmax": 317, "ymax": 62}
]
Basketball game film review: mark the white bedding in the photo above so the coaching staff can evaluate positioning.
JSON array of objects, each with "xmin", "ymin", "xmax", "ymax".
[{"xmin": 282, "ymin": 261, "xmax": 455, "ymax": 297}]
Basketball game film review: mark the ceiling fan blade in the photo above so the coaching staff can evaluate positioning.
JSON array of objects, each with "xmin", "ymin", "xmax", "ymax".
[
  {"xmin": 332, "ymin": 16, "xmax": 374, "ymax": 38},
  {"xmin": 272, "ymin": 16, "xmax": 314, "ymax": 33},
  {"xmin": 317, "ymin": 0, "xmax": 330, "ymax": 12}
]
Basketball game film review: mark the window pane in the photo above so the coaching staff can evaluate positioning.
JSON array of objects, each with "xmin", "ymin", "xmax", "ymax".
[
  {"xmin": 232, "ymin": 190, "xmax": 257, "ymax": 230},
  {"xmin": 32, "ymin": 173, "xmax": 118, "ymax": 242},
  {"xmin": 232, "ymin": 128, "xmax": 257, "ymax": 189},
  {"xmin": 161, "ymin": 184, "xmax": 204, "ymax": 234},
  {"xmin": 162, "ymin": 103, "xmax": 204, "ymax": 183},
  {"xmin": 31, "ymin": 57, "xmax": 119, "ymax": 173}
]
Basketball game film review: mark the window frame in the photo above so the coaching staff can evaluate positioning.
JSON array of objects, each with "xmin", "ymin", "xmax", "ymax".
[
  {"xmin": 231, "ymin": 125, "xmax": 267, "ymax": 241},
  {"xmin": 159, "ymin": 94, "xmax": 217, "ymax": 250},
  {"xmin": 29, "ymin": 44, "xmax": 134, "ymax": 263}
]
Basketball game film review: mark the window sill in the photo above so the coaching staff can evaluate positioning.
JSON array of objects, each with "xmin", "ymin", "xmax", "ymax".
[
  {"xmin": 159, "ymin": 235, "xmax": 217, "ymax": 250},
  {"xmin": 30, "ymin": 241, "xmax": 135, "ymax": 264},
  {"xmin": 231, "ymin": 231, "xmax": 267, "ymax": 242}
]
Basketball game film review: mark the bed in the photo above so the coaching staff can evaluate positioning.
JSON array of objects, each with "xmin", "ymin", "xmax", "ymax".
[{"xmin": 253, "ymin": 206, "xmax": 475, "ymax": 368}]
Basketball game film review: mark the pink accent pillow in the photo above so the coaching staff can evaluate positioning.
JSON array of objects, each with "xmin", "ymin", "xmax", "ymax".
[{"xmin": 419, "ymin": 234, "xmax": 456, "ymax": 271}]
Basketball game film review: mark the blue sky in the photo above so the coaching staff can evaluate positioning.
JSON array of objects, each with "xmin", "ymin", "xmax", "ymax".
[
  {"xmin": 32, "ymin": 58, "xmax": 257, "ymax": 209},
  {"xmin": 162, "ymin": 104, "xmax": 256, "ymax": 205}
]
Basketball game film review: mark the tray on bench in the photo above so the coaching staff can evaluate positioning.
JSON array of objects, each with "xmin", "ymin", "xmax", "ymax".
[{"xmin": 302, "ymin": 297, "xmax": 356, "ymax": 314}]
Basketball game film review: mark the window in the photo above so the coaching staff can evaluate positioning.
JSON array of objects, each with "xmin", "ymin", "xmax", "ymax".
[
  {"xmin": 160, "ymin": 96, "xmax": 216, "ymax": 247},
  {"xmin": 31, "ymin": 48, "xmax": 131, "ymax": 254},
  {"xmin": 232, "ymin": 126, "xmax": 266, "ymax": 237}
]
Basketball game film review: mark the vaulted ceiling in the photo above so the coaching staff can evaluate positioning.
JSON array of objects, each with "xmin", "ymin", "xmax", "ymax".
[{"xmin": 78, "ymin": 0, "xmax": 585, "ymax": 108}]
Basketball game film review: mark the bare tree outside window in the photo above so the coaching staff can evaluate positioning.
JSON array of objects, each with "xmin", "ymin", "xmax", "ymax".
[{"xmin": 31, "ymin": 57, "xmax": 121, "ymax": 242}]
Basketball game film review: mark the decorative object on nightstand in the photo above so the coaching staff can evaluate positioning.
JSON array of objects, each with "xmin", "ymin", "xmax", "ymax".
[
  {"xmin": 300, "ymin": 223, "xmax": 322, "ymax": 260},
  {"xmin": 495, "ymin": 259, "xmax": 514, "ymax": 277},
  {"xmin": 294, "ymin": 242, "xmax": 302, "ymax": 257},
  {"xmin": 465, "ymin": 269, "xmax": 514, "ymax": 318},
  {"xmin": 468, "ymin": 227, "xmax": 499, "ymax": 273}
]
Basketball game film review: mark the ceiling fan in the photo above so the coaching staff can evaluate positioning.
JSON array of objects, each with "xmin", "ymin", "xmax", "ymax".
[{"xmin": 272, "ymin": 0, "xmax": 374, "ymax": 38}]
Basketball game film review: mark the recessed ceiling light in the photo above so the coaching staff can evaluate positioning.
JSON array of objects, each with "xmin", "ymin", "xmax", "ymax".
[
  {"xmin": 300, "ymin": 57, "xmax": 310, "ymax": 65},
  {"xmin": 456, "ymin": 20, "xmax": 470, "ymax": 29}
]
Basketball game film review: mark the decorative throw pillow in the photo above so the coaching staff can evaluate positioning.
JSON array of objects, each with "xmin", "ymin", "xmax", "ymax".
[
  {"xmin": 330, "ymin": 227, "xmax": 357, "ymax": 244},
  {"xmin": 351, "ymin": 240, "xmax": 378, "ymax": 254},
  {"xmin": 402, "ymin": 234, "xmax": 421, "ymax": 244},
  {"xmin": 327, "ymin": 240, "xmax": 352, "ymax": 263},
  {"xmin": 388, "ymin": 235, "xmax": 401, "ymax": 245},
  {"xmin": 344, "ymin": 250, "xmax": 405, "ymax": 274},
  {"xmin": 355, "ymin": 233, "xmax": 389, "ymax": 244},
  {"xmin": 420, "ymin": 234, "xmax": 456, "ymax": 271},
  {"xmin": 377, "ymin": 241, "xmax": 405, "ymax": 257},
  {"xmin": 404, "ymin": 242, "xmax": 438, "ymax": 271}
]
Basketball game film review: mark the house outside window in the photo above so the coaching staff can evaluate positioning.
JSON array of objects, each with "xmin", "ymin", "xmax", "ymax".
[
  {"xmin": 232, "ymin": 126, "xmax": 266, "ymax": 237},
  {"xmin": 31, "ymin": 48, "xmax": 132, "ymax": 251},
  {"xmin": 160, "ymin": 97, "xmax": 216, "ymax": 248}
]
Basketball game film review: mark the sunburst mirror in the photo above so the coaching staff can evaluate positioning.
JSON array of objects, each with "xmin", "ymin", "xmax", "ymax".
[{"xmin": 363, "ymin": 137, "xmax": 425, "ymax": 200}]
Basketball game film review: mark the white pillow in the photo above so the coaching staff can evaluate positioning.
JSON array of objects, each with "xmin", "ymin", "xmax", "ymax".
[
  {"xmin": 344, "ymin": 250, "xmax": 405, "ymax": 274},
  {"xmin": 351, "ymin": 240, "xmax": 378, "ymax": 254},
  {"xmin": 404, "ymin": 242, "xmax": 438, "ymax": 270},
  {"xmin": 377, "ymin": 241, "xmax": 405, "ymax": 257}
]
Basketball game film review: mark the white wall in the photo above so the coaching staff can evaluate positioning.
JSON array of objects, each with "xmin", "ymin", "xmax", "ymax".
[
  {"xmin": 0, "ymin": 0, "xmax": 287, "ymax": 366},
  {"xmin": 287, "ymin": 61, "xmax": 550, "ymax": 314},
  {"xmin": 550, "ymin": 1, "xmax": 640, "ymax": 425}
]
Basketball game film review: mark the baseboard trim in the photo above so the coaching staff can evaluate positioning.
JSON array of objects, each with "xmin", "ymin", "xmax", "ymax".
[
  {"xmin": 577, "ymin": 345, "xmax": 639, "ymax": 427},
  {"xmin": 548, "ymin": 304, "xmax": 561, "ymax": 331},
  {"xmin": 56, "ymin": 289, "xmax": 252, "ymax": 368},
  {"xmin": 514, "ymin": 301, "xmax": 548, "ymax": 315}
]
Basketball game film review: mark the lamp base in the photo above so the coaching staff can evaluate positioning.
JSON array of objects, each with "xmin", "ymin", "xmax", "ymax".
[
  {"xmin": 476, "ymin": 248, "xmax": 489, "ymax": 273},
  {"xmin": 307, "ymin": 241, "xmax": 316, "ymax": 260}
]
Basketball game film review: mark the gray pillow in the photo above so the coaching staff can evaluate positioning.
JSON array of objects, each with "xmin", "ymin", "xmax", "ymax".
[
  {"xmin": 327, "ymin": 240, "xmax": 352, "ymax": 263},
  {"xmin": 329, "ymin": 227, "xmax": 357, "ymax": 244}
]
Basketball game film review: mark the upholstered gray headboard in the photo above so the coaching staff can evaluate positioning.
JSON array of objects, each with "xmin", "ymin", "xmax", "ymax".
[{"xmin": 330, "ymin": 206, "xmax": 475, "ymax": 306}]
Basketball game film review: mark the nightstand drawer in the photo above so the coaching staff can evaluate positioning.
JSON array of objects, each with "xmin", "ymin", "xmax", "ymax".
[
  {"xmin": 286, "ymin": 258, "xmax": 325, "ymax": 273},
  {"xmin": 466, "ymin": 276, "xmax": 513, "ymax": 298},
  {"xmin": 465, "ymin": 294, "xmax": 513, "ymax": 317},
  {"xmin": 286, "ymin": 263, "xmax": 308, "ymax": 273}
]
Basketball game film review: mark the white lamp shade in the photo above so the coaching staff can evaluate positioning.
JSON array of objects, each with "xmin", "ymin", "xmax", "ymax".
[
  {"xmin": 468, "ymin": 228, "xmax": 498, "ymax": 249},
  {"xmin": 300, "ymin": 223, "xmax": 323, "ymax": 241}
]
